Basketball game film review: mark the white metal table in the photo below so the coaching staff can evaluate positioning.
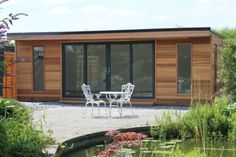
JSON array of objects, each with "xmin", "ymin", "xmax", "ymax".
[{"xmin": 100, "ymin": 91, "xmax": 123, "ymax": 117}]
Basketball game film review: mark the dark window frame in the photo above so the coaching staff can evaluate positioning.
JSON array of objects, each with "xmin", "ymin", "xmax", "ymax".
[
  {"xmin": 177, "ymin": 43, "xmax": 192, "ymax": 95},
  {"xmin": 32, "ymin": 46, "xmax": 45, "ymax": 92},
  {"xmin": 62, "ymin": 43, "xmax": 85, "ymax": 97},
  {"xmin": 62, "ymin": 41, "xmax": 155, "ymax": 99}
]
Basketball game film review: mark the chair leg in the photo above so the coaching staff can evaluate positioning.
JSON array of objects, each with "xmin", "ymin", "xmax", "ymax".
[
  {"xmin": 91, "ymin": 103, "xmax": 94, "ymax": 117},
  {"xmin": 129, "ymin": 101, "xmax": 134, "ymax": 116},
  {"xmin": 85, "ymin": 102, "xmax": 89, "ymax": 117},
  {"xmin": 97, "ymin": 103, "xmax": 100, "ymax": 117},
  {"xmin": 119, "ymin": 102, "xmax": 123, "ymax": 117},
  {"xmin": 109, "ymin": 102, "xmax": 112, "ymax": 117},
  {"xmin": 104, "ymin": 102, "xmax": 108, "ymax": 117}
]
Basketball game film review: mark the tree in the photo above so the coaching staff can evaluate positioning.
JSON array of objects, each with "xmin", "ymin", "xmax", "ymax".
[{"xmin": 219, "ymin": 28, "xmax": 236, "ymax": 102}]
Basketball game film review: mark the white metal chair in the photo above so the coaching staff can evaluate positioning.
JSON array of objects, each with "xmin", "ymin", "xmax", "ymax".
[
  {"xmin": 81, "ymin": 84, "xmax": 107, "ymax": 117},
  {"xmin": 110, "ymin": 83, "xmax": 135, "ymax": 117}
]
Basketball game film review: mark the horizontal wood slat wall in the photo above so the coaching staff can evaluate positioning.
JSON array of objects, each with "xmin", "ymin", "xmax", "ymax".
[
  {"xmin": 16, "ymin": 41, "xmax": 61, "ymax": 101},
  {"xmin": 14, "ymin": 34, "xmax": 222, "ymax": 105},
  {"xmin": 211, "ymin": 34, "xmax": 223, "ymax": 95},
  {"xmin": 155, "ymin": 37, "xmax": 212, "ymax": 105},
  {"xmin": 3, "ymin": 52, "xmax": 16, "ymax": 99}
]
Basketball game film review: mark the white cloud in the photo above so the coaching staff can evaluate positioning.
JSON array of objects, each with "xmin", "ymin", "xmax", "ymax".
[
  {"xmin": 51, "ymin": 7, "xmax": 73, "ymax": 15},
  {"xmin": 198, "ymin": 0, "xmax": 210, "ymax": 5},
  {"xmin": 76, "ymin": 5, "xmax": 147, "ymax": 30},
  {"xmin": 150, "ymin": 16, "xmax": 175, "ymax": 22},
  {"xmin": 81, "ymin": 5, "xmax": 145, "ymax": 18},
  {"xmin": 41, "ymin": 0, "xmax": 76, "ymax": 6}
]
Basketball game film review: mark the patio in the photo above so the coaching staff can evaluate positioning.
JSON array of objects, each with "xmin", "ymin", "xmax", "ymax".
[{"xmin": 24, "ymin": 102, "xmax": 189, "ymax": 143}]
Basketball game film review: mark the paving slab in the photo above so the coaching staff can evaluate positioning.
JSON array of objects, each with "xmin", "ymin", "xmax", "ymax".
[{"xmin": 23, "ymin": 102, "xmax": 189, "ymax": 144}]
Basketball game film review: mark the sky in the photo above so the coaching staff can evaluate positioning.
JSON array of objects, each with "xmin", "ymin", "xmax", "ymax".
[{"xmin": 0, "ymin": 0, "xmax": 236, "ymax": 33}]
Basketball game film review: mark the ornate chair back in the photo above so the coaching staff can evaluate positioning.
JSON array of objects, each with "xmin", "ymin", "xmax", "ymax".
[
  {"xmin": 121, "ymin": 83, "xmax": 135, "ymax": 101},
  {"xmin": 81, "ymin": 84, "xmax": 94, "ymax": 102}
]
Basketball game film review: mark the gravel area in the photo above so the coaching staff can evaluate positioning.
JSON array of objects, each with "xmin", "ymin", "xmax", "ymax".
[{"xmin": 23, "ymin": 102, "xmax": 189, "ymax": 144}]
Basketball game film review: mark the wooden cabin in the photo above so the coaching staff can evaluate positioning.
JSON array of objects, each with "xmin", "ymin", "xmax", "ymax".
[{"xmin": 8, "ymin": 27, "xmax": 223, "ymax": 105}]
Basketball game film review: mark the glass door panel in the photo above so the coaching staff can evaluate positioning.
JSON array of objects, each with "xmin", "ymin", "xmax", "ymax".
[
  {"xmin": 87, "ymin": 44, "xmax": 106, "ymax": 92},
  {"xmin": 110, "ymin": 44, "xmax": 130, "ymax": 91},
  {"xmin": 133, "ymin": 43, "xmax": 153, "ymax": 97},
  {"xmin": 63, "ymin": 44, "xmax": 84, "ymax": 97}
]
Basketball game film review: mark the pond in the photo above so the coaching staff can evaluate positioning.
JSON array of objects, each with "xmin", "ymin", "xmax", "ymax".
[{"xmin": 64, "ymin": 138, "xmax": 236, "ymax": 157}]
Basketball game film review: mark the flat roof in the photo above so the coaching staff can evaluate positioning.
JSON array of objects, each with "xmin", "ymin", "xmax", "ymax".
[
  {"xmin": 8, "ymin": 27, "xmax": 221, "ymax": 36},
  {"xmin": 7, "ymin": 27, "xmax": 223, "ymax": 41}
]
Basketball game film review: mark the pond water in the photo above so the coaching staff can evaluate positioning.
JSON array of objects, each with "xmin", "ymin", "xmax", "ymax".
[{"xmin": 64, "ymin": 139, "xmax": 236, "ymax": 157}]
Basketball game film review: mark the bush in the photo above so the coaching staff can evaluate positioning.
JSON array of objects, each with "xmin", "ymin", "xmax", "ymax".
[
  {"xmin": 0, "ymin": 99, "xmax": 53, "ymax": 157},
  {"xmin": 152, "ymin": 96, "xmax": 236, "ymax": 142},
  {"xmin": 151, "ymin": 111, "xmax": 183, "ymax": 139},
  {"xmin": 219, "ymin": 28, "xmax": 236, "ymax": 102},
  {"xmin": 228, "ymin": 112, "xmax": 236, "ymax": 141},
  {"xmin": 0, "ymin": 123, "xmax": 8, "ymax": 157}
]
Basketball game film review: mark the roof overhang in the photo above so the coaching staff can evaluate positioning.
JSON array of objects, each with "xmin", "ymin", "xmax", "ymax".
[{"xmin": 7, "ymin": 27, "xmax": 223, "ymax": 41}]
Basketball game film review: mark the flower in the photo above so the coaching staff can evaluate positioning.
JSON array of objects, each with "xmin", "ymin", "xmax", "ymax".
[
  {"xmin": 99, "ymin": 129, "xmax": 147, "ymax": 156},
  {"xmin": 105, "ymin": 129, "xmax": 120, "ymax": 137}
]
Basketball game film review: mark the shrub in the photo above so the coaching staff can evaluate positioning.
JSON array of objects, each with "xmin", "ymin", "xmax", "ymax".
[
  {"xmin": 0, "ymin": 123, "xmax": 8, "ymax": 157},
  {"xmin": 151, "ymin": 111, "xmax": 183, "ymax": 139},
  {"xmin": 0, "ymin": 98, "xmax": 53, "ymax": 157},
  {"xmin": 228, "ymin": 112, "xmax": 236, "ymax": 141},
  {"xmin": 219, "ymin": 28, "xmax": 236, "ymax": 102},
  {"xmin": 223, "ymin": 103, "xmax": 236, "ymax": 117},
  {"xmin": 99, "ymin": 129, "xmax": 147, "ymax": 157},
  {"xmin": 152, "ymin": 96, "xmax": 236, "ymax": 142}
]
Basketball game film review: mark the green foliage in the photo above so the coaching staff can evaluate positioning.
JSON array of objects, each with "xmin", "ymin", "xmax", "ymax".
[
  {"xmin": 0, "ymin": 98, "xmax": 53, "ymax": 157},
  {"xmin": 171, "ymin": 146, "xmax": 207, "ymax": 157},
  {"xmin": 0, "ymin": 123, "xmax": 8, "ymax": 157},
  {"xmin": 183, "ymin": 100, "xmax": 230, "ymax": 140},
  {"xmin": 219, "ymin": 28, "xmax": 236, "ymax": 39},
  {"xmin": 151, "ymin": 111, "xmax": 183, "ymax": 139},
  {"xmin": 219, "ymin": 28, "xmax": 236, "ymax": 102},
  {"xmin": 228, "ymin": 112, "xmax": 236, "ymax": 141},
  {"xmin": 0, "ymin": 99, "xmax": 10, "ymax": 117},
  {"xmin": 152, "ymin": 96, "xmax": 236, "ymax": 142},
  {"xmin": 223, "ymin": 103, "xmax": 236, "ymax": 117}
]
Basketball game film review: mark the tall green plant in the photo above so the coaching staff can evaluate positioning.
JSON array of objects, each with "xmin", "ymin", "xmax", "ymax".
[
  {"xmin": 219, "ymin": 28, "xmax": 236, "ymax": 102},
  {"xmin": 0, "ymin": 123, "xmax": 8, "ymax": 157},
  {"xmin": 0, "ymin": 99, "xmax": 53, "ymax": 157}
]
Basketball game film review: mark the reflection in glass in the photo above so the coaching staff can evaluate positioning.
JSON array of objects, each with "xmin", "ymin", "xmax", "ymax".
[
  {"xmin": 87, "ymin": 44, "xmax": 106, "ymax": 93},
  {"xmin": 33, "ymin": 47, "xmax": 44, "ymax": 91},
  {"xmin": 111, "ymin": 44, "xmax": 129, "ymax": 91},
  {"xmin": 64, "ymin": 45, "xmax": 84, "ymax": 96},
  {"xmin": 177, "ymin": 43, "xmax": 191, "ymax": 94},
  {"xmin": 133, "ymin": 43, "xmax": 153, "ymax": 97}
]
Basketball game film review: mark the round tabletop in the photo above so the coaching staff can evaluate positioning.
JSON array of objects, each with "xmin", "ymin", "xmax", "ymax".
[{"xmin": 100, "ymin": 91, "xmax": 123, "ymax": 94}]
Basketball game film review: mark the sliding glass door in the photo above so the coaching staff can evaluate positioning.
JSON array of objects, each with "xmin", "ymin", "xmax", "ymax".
[
  {"xmin": 87, "ymin": 44, "xmax": 107, "ymax": 93},
  {"xmin": 63, "ymin": 44, "xmax": 84, "ymax": 97},
  {"xmin": 62, "ymin": 41, "xmax": 154, "ymax": 98},
  {"xmin": 110, "ymin": 44, "xmax": 130, "ymax": 91}
]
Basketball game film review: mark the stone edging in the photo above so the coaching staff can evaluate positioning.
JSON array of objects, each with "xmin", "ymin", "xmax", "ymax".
[{"xmin": 55, "ymin": 125, "xmax": 151, "ymax": 157}]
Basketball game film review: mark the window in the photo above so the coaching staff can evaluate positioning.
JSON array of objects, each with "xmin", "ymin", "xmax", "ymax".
[
  {"xmin": 177, "ymin": 43, "xmax": 191, "ymax": 94},
  {"xmin": 87, "ymin": 44, "xmax": 106, "ymax": 93},
  {"xmin": 33, "ymin": 46, "xmax": 44, "ymax": 91},
  {"xmin": 62, "ymin": 41, "xmax": 155, "ymax": 98},
  {"xmin": 63, "ymin": 44, "xmax": 84, "ymax": 97},
  {"xmin": 133, "ymin": 43, "xmax": 154, "ymax": 97},
  {"xmin": 110, "ymin": 44, "xmax": 130, "ymax": 91}
]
